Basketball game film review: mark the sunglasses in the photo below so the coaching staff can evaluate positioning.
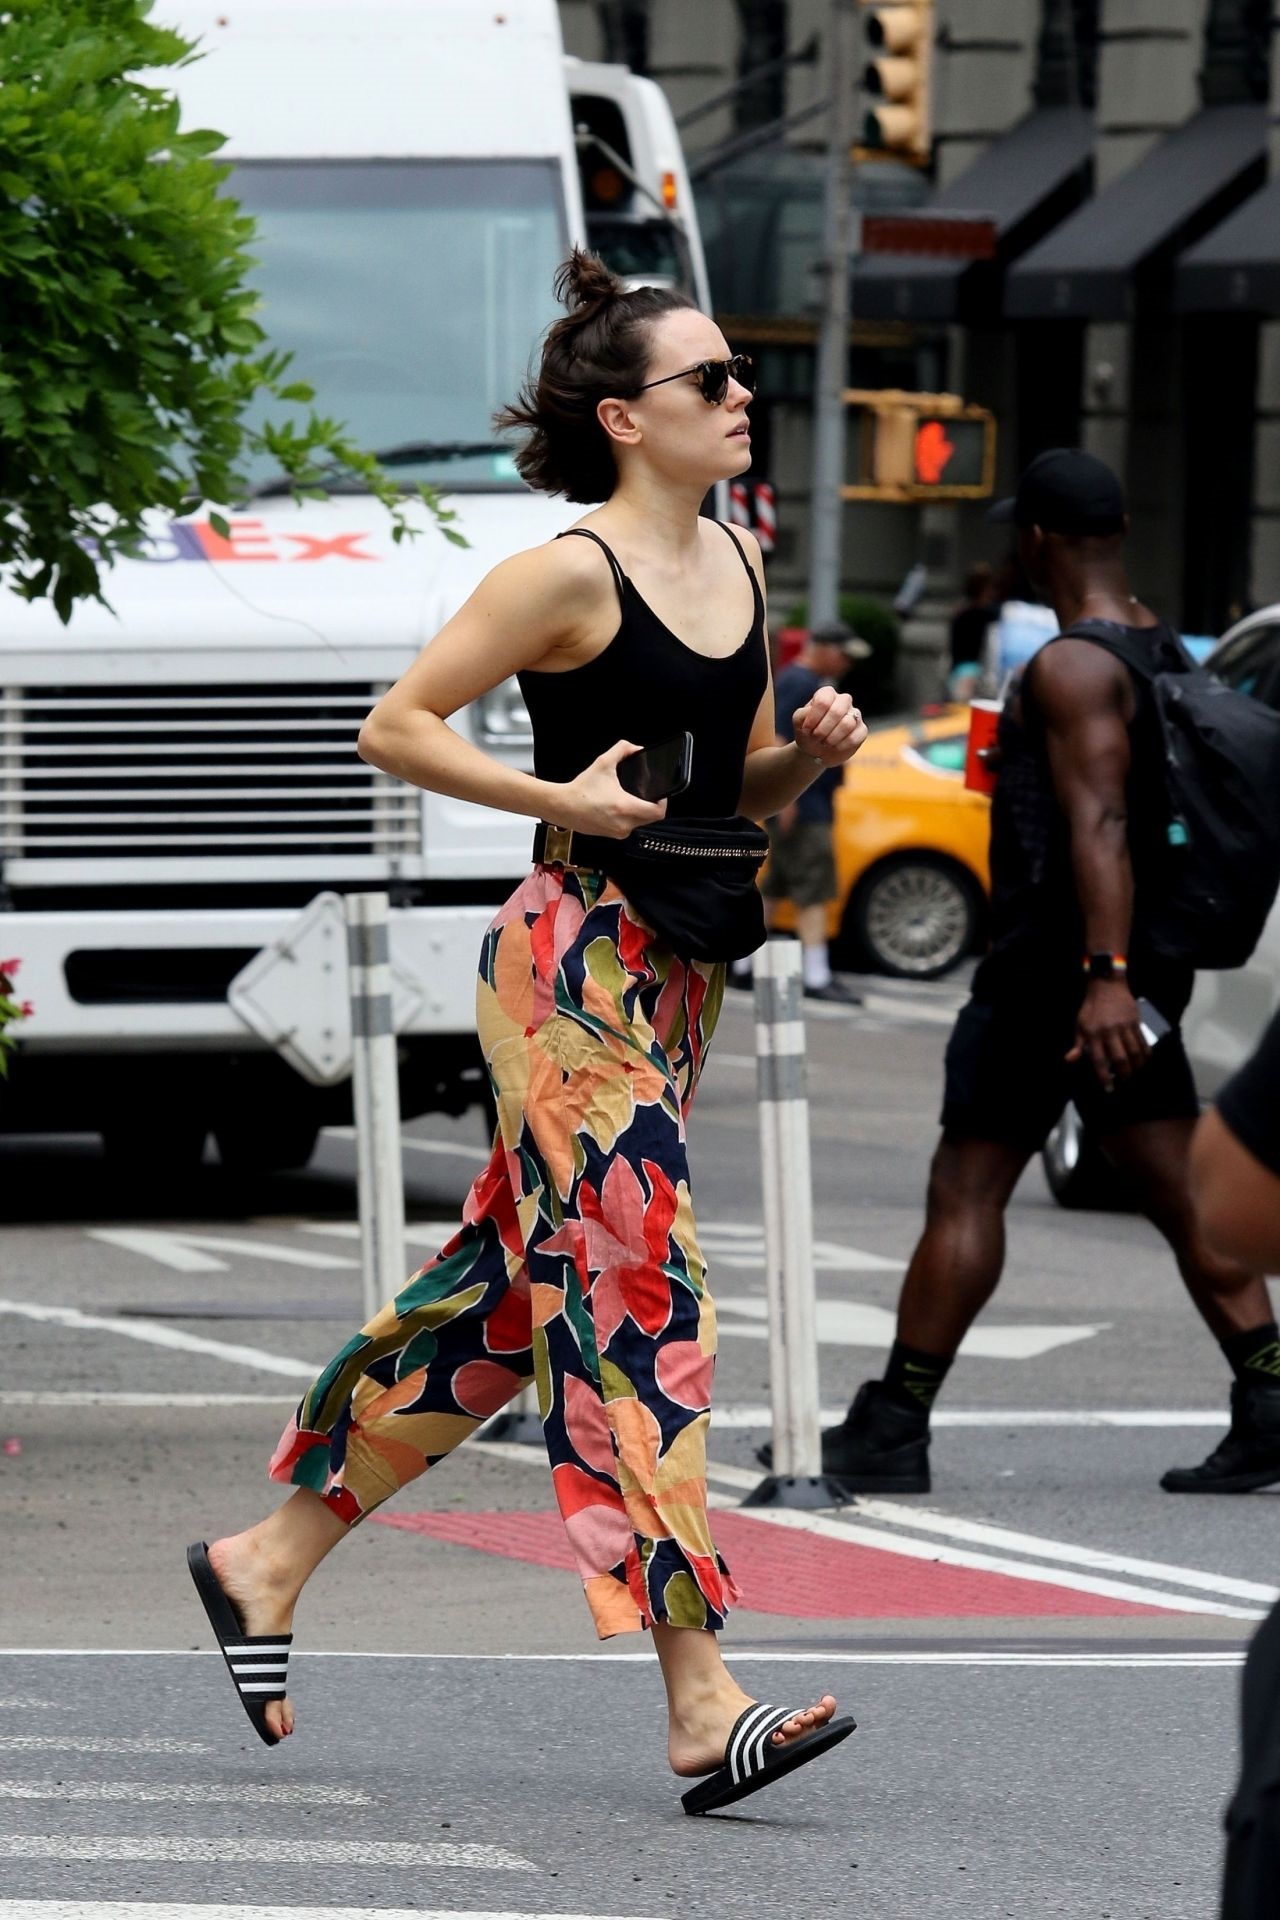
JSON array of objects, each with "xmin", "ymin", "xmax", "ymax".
[{"xmin": 637, "ymin": 352, "xmax": 756, "ymax": 407}]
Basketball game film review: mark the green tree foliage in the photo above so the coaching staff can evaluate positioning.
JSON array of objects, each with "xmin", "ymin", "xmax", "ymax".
[{"xmin": 0, "ymin": 0, "xmax": 463, "ymax": 623}]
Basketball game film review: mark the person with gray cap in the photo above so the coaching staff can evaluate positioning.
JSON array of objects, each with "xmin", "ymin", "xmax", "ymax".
[
  {"xmin": 761, "ymin": 448, "xmax": 1278, "ymax": 1496},
  {"xmin": 731, "ymin": 622, "xmax": 867, "ymax": 1002}
]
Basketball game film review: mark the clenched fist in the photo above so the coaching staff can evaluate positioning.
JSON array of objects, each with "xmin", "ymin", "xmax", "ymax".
[{"xmin": 793, "ymin": 686, "xmax": 869, "ymax": 767}]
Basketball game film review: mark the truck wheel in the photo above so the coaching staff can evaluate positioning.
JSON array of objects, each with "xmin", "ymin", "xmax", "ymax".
[
  {"xmin": 214, "ymin": 1113, "xmax": 322, "ymax": 1175},
  {"xmin": 845, "ymin": 854, "xmax": 979, "ymax": 979},
  {"xmin": 1041, "ymin": 1103, "xmax": 1133, "ymax": 1210},
  {"xmin": 100, "ymin": 1114, "xmax": 208, "ymax": 1175}
]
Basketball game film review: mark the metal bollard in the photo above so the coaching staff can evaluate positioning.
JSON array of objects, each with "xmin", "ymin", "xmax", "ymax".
[
  {"xmin": 345, "ymin": 891, "xmax": 407, "ymax": 1323},
  {"xmin": 743, "ymin": 938, "xmax": 846, "ymax": 1508}
]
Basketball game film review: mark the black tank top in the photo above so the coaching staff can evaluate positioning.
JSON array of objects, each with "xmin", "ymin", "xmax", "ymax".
[
  {"xmin": 517, "ymin": 523, "xmax": 769, "ymax": 818},
  {"xmin": 976, "ymin": 617, "xmax": 1194, "ymax": 1004}
]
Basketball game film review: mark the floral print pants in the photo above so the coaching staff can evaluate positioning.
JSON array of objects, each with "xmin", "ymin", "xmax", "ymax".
[{"xmin": 269, "ymin": 865, "xmax": 739, "ymax": 1639}]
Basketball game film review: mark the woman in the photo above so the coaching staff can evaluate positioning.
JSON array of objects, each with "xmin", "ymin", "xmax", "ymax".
[{"xmin": 188, "ymin": 250, "xmax": 868, "ymax": 1815}]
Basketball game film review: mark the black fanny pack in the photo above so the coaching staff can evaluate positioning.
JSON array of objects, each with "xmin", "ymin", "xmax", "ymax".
[{"xmin": 531, "ymin": 816, "xmax": 769, "ymax": 964}]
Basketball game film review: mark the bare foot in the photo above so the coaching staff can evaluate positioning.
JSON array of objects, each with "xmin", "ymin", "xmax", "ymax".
[
  {"xmin": 668, "ymin": 1685, "xmax": 838, "ymax": 1778},
  {"xmin": 207, "ymin": 1531, "xmax": 300, "ymax": 1741}
]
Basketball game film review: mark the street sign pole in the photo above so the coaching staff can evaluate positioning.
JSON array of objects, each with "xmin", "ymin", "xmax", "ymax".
[
  {"xmin": 344, "ymin": 892, "xmax": 406, "ymax": 1323},
  {"xmin": 807, "ymin": 0, "xmax": 859, "ymax": 630}
]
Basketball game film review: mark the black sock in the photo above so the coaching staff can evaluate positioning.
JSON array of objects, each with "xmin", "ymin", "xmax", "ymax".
[
  {"xmin": 882, "ymin": 1338, "xmax": 954, "ymax": 1414},
  {"xmin": 1220, "ymin": 1321, "xmax": 1280, "ymax": 1384}
]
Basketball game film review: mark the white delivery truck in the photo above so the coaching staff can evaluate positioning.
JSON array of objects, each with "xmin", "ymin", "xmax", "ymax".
[{"xmin": 0, "ymin": 0, "xmax": 710, "ymax": 1173}]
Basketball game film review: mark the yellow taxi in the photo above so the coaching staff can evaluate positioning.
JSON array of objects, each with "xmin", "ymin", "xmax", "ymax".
[{"xmin": 771, "ymin": 706, "xmax": 993, "ymax": 977}]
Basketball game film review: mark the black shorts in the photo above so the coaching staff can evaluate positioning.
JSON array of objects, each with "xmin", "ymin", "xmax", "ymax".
[{"xmin": 940, "ymin": 966, "xmax": 1201, "ymax": 1152}]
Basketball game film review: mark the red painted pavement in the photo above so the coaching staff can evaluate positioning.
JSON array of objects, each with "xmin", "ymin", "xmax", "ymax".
[{"xmin": 374, "ymin": 1508, "xmax": 1175, "ymax": 1618}]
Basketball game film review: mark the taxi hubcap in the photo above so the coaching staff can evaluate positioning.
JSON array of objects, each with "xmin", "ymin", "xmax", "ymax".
[{"xmin": 866, "ymin": 865, "xmax": 969, "ymax": 974}]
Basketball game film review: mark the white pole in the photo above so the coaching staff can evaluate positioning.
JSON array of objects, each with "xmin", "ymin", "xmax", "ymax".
[
  {"xmin": 747, "ymin": 938, "xmax": 827, "ymax": 1503},
  {"xmin": 345, "ymin": 892, "xmax": 405, "ymax": 1323}
]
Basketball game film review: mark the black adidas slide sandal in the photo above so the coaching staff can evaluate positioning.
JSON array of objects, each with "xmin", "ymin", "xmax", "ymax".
[
  {"xmin": 680, "ymin": 1701, "xmax": 856, "ymax": 1816},
  {"xmin": 186, "ymin": 1540, "xmax": 293, "ymax": 1748}
]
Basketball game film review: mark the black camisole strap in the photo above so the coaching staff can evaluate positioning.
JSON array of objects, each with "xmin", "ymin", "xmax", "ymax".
[
  {"xmin": 555, "ymin": 527, "xmax": 626, "ymax": 610},
  {"xmin": 717, "ymin": 519, "xmax": 756, "ymax": 579}
]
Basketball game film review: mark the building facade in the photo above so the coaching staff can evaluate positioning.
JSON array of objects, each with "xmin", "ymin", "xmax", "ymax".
[{"xmin": 559, "ymin": 2, "xmax": 1280, "ymax": 693}]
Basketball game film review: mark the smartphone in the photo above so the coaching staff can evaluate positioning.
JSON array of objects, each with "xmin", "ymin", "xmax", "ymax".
[
  {"xmin": 1136, "ymin": 997, "xmax": 1172, "ymax": 1048},
  {"xmin": 617, "ymin": 732, "xmax": 693, "ymax": 803}
]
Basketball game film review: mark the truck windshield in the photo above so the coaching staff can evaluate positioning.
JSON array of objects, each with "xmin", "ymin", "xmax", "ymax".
[{"xmin": 231, "ymin": 161, "xmax": 566, "ymax": 490}]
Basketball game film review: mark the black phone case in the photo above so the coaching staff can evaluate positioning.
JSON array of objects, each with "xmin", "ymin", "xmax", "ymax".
[{"xmin": 618, "ymin": 733, "xmax": 693, "ymax": 802}]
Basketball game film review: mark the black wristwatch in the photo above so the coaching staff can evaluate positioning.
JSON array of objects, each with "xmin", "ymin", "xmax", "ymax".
[{"xmin": 1083, "ymin": 952, "xmax": 1128, "ymax": 981}]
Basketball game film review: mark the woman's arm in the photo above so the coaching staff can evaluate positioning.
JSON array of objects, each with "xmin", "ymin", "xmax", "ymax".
[
  {"xmin": 358, "ymin": 540, "xmax": 665, "ymax": 840},
  {"xmin": 731, "ymin": 533, "xmax": 869, "ymax": 821}
]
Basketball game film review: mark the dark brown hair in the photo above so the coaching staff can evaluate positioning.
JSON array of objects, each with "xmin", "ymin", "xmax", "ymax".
[{"xmin": 494, "ymin": 247, "xmax": 696, "ymax": 504}]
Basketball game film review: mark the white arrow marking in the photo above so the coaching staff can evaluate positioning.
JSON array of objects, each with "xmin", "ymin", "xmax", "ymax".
[
  {"xmin": 714, "ymin": 1295, "xmax": 1107, "ymax": 1360},
  {"xmin": 88, "ymin": 1228, "xmax": 358, "ymax": 1273}
]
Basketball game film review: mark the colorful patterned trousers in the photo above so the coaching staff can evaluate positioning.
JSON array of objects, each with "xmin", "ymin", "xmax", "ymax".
[{"xmin": 270, "ymin": 866, "xmax": 740, "ymax": 1639}]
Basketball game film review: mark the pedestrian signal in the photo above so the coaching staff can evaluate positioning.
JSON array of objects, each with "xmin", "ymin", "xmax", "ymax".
[
  {"xmin": 857, "ymin": 1, "xmax": 934, "ymax": 167},
  {"xmin": 912, "ymin": 416, "xmax": 988, "ymax": 490},
  {"xmin": 841, "ymin": 390, "xmax": 995, "ymax": 502}
]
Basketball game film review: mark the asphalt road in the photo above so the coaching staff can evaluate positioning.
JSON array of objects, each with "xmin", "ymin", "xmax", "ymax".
[{"xmin": 1, "ymin": 967, "xmax": 1272, "ymax": 1919}]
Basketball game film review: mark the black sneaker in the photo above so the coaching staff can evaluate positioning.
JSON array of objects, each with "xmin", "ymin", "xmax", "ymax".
[
  {"xmin": 1160, "ymin": 1381, "xmax": 1280, "ymax": 1493},
  {"xmin": 803, "ymin": 980, "xmax": 863, "ymax": 1006},
  {"xmin": 756, "ymin": 1381, "xmax": 931, "ymax": 1494}
]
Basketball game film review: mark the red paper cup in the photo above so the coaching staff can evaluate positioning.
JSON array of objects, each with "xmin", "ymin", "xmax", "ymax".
[{"xmin": 964, "ymin": 698, "xmax": 1002, "ymax": 795}]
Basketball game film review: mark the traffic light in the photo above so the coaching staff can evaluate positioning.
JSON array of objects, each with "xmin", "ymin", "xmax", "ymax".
[
  {"xmin": 841, "ymin": 391, "xmax": 996, "ymax": 502},
  {"xmin": 857, "ymin": 1, "xmax": 933, "ymax": 166}
]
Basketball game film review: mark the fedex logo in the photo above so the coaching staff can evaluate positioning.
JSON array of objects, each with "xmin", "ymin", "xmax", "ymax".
[{"xmin": 141, "ymin": 519, "xmax": 381, "ymax": 564}]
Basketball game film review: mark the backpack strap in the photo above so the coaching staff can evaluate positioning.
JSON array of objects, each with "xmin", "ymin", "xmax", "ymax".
[{"xmin": 1055, "ymin": 618, "xmax": 1194, "ymax": 681}]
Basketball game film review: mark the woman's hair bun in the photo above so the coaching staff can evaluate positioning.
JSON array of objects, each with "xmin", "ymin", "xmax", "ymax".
[
  {"xmin": 555, "ymin": 245, "xmax": 628, "ymax": 315},
  {"xmin": 495, "ymin": 249, "xmax": 696, "ymax": 504}
]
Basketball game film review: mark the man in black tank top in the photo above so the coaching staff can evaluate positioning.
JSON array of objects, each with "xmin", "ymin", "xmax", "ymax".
[{"xmin": 775, "ymin": 452, "xmax": 1280, "ymax": 1498}]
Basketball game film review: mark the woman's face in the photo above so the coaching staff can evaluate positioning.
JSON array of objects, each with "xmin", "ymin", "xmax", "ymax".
[{"xmin": 604, "ymin": 309, "xmax": 753, "ymax": 491}]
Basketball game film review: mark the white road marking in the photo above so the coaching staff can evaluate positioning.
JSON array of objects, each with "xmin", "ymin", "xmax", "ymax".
[
  {"xmin": 325, "ymin": 1126, "xmax": 489, "ymax": 1164},
  {"xmin": 0, "ymin": 1838, "xmax": 535, "ymax": 1871},
  {"xmin": 0, "ymin": 1300, "xmax": 317, "ymax": 1381},
  {"xmin": 0, "ymin": 1779, "xmax": 372, "ymax": 1806},
  {"xmin": 0, "ymin": 1700, "xmax": 64, "ymax": 1712},
  {"xmin": 0, "ymin": 1391, "xmax": 1230, "ymax": 1425},
  {"xmin": 706, "ymin": 1405, "xmax": 1229, "ymax": 1428},
  {"xmin": 852, "ymin": 1497, "xmax": 1279, "ymax": 1604},
  {"xmin": 87, "ymin": 1228, "xmax": 357, "ymax": 1273},
  {"xmin": 0, "ymin": 1391, "xmax": 298, "ymax": 1409},
  {"xmin": 0, "ymin": 1737, "xmax": 208, "ymax": 1754},
  {"xmin": 0, "ymin": 1907, "xmax": 660, "ymax": 1920},
  {"xmin": 700, "ymin": 1460, "xmax": 1266, "ymax": 1618},
  {"xmin": 714, "ymin": 1295, "xmax": 1106, "ymax": 1359},
  {"xmin": 0, "ymin": 1647, "xmax": 1247, "ymax": 1668},
  {"xmin": 290, "ymin": 1216, "xmax": 908, "ymax": 1273}
]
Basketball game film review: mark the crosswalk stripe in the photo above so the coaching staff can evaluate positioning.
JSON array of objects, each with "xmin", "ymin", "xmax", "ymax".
[
  {"xmin": 0, "ymin": 1838, "xmax": 536, "ymax": 1870},
  {"xmin": 0, "ymin": 1779, "xmax": 372, "ymax": 1805},
  {"xmin": 0, "ymin": 1737, "xmax": 208, "ymax": 1755},
  {"xmin": 0, "ymin": 1906, "xmax": 663, "ymax": 1920}
]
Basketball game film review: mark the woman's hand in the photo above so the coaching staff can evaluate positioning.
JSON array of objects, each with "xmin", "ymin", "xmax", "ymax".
[
  {"xmin": 794, "ymin": 687, "xmax": 868, "ymax": 766},
  {"xmin": 556, "ymin": 740, "xmax": 668, "ymax": 840}
]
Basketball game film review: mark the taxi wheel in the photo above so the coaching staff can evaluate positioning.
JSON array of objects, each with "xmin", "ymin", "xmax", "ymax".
[{"xmin": 844, "ymin": 853, "xmax": 980, "ymax": 979}]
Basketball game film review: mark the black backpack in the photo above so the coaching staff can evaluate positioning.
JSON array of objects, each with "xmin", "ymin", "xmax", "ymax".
[{"xmin": 1060, "ymin": 620, "xmax": 1280, "ymax": 970}]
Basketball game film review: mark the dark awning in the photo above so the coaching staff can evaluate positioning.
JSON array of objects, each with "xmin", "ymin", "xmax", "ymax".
[
  {"xmin": 1006, "ymin": 104, "xmax": 1266, "ymax": 320},
  {"xmin": 852, "ymin": 107, "xmax": 1093, "ymax": 323},
  {"xmin": 1176, "ymin": 173, "xmax": 1280, "ymax": 312}
]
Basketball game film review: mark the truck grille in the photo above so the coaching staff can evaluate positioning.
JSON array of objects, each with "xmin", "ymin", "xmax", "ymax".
[{"xmin": 0, "ymin": 682, "xmax": 422, "ymax": 874}]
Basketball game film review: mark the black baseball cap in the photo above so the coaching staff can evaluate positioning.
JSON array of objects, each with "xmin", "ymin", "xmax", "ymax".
[{"xmin": 989, "ymin": 448, "xmax": 1127, "ymax": 536}]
